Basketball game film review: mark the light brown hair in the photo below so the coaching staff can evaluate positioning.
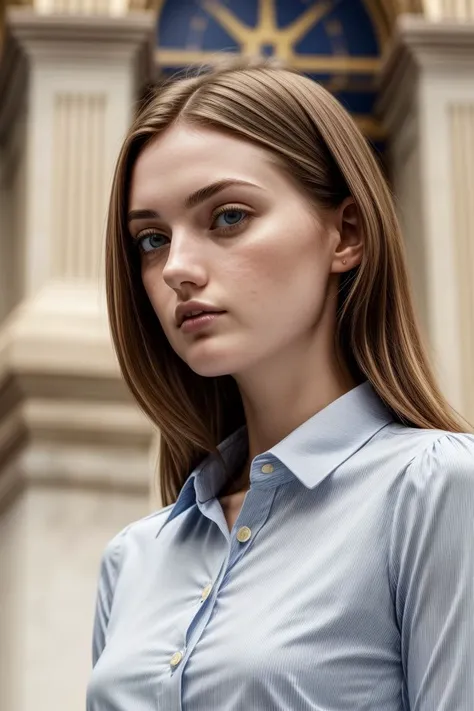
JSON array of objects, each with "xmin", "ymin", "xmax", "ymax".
[{"xmin": 105, "ymin": 57, "xmax": 471, "ymax": 508}]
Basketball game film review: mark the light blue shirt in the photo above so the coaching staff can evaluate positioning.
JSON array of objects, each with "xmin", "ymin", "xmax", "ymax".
[{"xmin": 86, "ymin": 381, "xmax": 474, "ymax": 710}]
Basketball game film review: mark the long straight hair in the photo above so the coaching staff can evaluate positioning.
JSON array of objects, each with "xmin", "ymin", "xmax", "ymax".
[{"xmin": 105, "ymin": 57, "xmax": 471, "ymax": 507}]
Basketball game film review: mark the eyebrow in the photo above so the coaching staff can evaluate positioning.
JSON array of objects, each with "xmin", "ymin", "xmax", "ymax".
[{"xmin": 127, "ymin": 179, "xmax": 262, "ymax": 223}]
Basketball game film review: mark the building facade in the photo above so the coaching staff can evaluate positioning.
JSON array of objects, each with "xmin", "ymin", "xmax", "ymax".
[{"xmin": 0, "ymin": 0, "xmax": 474, "ymax": 708}]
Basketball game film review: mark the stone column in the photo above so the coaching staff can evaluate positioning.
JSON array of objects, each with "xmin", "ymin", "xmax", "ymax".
[
  {"xmin": 0, "ymin": 6, "xmax": 158, "ymax": 710},
  {"xmin": 424, "ymin": 0, "xmax": 474, "ymax": 21},
  {"xmin": 378, "ymin": 14, "xmax": 474, "ymax": 424}
]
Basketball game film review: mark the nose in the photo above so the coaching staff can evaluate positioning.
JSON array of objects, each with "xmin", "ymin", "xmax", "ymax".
[{"xmin": 161, "ymin": 232, "xmax": 208, "ymax": 292}]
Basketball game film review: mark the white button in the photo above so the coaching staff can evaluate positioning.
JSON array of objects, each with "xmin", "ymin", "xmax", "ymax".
[
  {"xmin": 237, "ymin": 526, "xmax": 252, "ymax": 542},
  {"xmin": 201, "ymin": 583, "xmax": 212, "ymax": 602},
  {"xmin": 170, "ymin": 651, "xmax": 183, "ymax": 667},
  {"xmin": 261, "ymin": 463, "xmax": 274, "ymax": 474}
]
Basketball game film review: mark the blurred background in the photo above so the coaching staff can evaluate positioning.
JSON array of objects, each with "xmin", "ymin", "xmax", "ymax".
[{"xmin": 1, "ymin": 0, "xmax": 474, "ymax": 708}]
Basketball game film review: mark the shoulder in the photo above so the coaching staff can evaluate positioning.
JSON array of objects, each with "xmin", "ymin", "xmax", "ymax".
[
  {"xmin": 374, "ymin": 422, "xmax": 474, "ymax": 481},
  {"xmin": 385, "ymin": 428, "xmax": 474, "ymax": 515},
  {"xmin": 388, "ymin": 431, "xmax": 474, "ymax": 579},
  {"xmin": 98, "ymin": 503, "xmax": 174, "ymax": 585},
  {"xmin": 401, "ymin": 429, "xmax": 474, "ymax": 489}
]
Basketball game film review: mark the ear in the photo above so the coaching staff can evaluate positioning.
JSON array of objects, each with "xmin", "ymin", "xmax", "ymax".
[{"xmin": 330, "ymin": 198, "xmax": 363, "ymax": 273}]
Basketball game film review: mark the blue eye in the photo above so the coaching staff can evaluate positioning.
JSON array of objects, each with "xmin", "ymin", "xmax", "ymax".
[
  {"xmin": 137, "ymin": 232, "xmax": 167, "ymax": 253},
  {"xmin": 213, "ymin": 209, "xmax": 247, "ymax": 229}
]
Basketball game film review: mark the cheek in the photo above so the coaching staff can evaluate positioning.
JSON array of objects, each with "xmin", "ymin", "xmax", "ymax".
[
  {"xmin": 241, "ymin": 232, "xmax": 331, "ymax": 337},
  {"xmin": 235, "ymin": 223, "xmax": 329, "ymax": 300}
]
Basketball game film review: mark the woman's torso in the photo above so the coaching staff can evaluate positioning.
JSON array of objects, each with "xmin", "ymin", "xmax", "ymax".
[
  {"xmin": 87, "ymin": 383, "xmax": 474, "ymax": 711},
  {"xmin": 87, "ymin": 425, "xmax": 424, "ymax": 710}
]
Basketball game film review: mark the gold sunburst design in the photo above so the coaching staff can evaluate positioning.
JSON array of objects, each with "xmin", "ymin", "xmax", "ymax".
[
  {"xmin": 156, "ymin": 0, "xmax": 381, "ymax": 75},
  {"xmin": 203, "ymin": 0, "xmax": 337, "ymax": 60}
]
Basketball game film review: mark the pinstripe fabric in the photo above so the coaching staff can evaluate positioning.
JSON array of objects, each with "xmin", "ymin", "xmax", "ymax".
[{"xmin": 86, "ymin": 381, "xmax": 474, "ymax": 710}]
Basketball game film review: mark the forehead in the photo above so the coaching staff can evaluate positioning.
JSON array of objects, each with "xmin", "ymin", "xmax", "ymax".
[{"xmin": 129, "ymin": 124, "xmax": 282, "ymax": 206}]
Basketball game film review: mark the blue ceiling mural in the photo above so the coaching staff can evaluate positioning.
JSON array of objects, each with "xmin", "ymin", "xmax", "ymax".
[{"xmin": 155, "ymin": 0, "xmax": 386, "ymax": 143}]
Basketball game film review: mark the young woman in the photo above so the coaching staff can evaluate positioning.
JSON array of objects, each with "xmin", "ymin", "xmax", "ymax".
[{"xmin": 87, "ymin": 57, "xmax": 474, "ymax": 711}]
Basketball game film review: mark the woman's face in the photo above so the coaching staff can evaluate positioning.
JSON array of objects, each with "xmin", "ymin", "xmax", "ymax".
[{"xmin": 128, "ymin": 123, "xmax": 344, "ymax": 378}]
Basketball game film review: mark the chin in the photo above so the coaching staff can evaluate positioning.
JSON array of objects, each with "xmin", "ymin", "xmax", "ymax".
[
  {"xmin": 178, "ymin": 342, "xmax": 248, "ymax": 379},
  {"xmin": 185, "ymin": 357, "xmax": 238, "ymax": 379}
]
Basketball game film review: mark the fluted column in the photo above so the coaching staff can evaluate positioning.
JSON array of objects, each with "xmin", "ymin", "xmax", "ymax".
[
  {"xmin": 0, "ymin": 6, "xmax": 157, "ymax": 475},
  {"xmin": 0, "ymin": 7, "xmax": 157, "ymax": 710},
  {"xmin": 449, "ymin": 103, "xmax": 474, "ymax": 419},
  {"xmin": 379, "ymin": 14, "xmax": 474, "ymax": 423},
  {"xmin": 51, "ymin": 91, "xmax": 108, "ymax": 280}
]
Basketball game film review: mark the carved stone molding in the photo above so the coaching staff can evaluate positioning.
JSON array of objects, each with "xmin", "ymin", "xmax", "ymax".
[
  {"xmin": 0, "ymin": 9, "xmax": 157, "ymax": 509},
  {"xmin": 378, "ymin": 13, "xmax": 474, "ymax": 421}
]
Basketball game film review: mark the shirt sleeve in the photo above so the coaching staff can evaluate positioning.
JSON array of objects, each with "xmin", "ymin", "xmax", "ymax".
[
  {"xmin": 389, "ymin": 432, "xmax": 474, "ymax": 710},
  {"xmin": 91, "ymin": 529, "xmax": 126, "ymax": 667}
]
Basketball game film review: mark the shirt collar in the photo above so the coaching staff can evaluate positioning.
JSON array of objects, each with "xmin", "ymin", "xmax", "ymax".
[{"xmin": 157, "ymin": 380, "xmax": 393, "ymax": 534}]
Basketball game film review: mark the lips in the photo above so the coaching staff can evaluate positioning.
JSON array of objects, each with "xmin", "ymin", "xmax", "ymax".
[
  {"xmin": 180, "ymin": 310, "xmax": 224, "ymax": 327},
  {"xmin": 180, "ymin": 311, "xmax": 225, "ymax": 334},
  {"xmin": 183, "ymin": 310, "xmax": 212, "ymax": 321},
  {"xmin": 175, "ymin": 301, "xmax": 225, "ymax": 327}
]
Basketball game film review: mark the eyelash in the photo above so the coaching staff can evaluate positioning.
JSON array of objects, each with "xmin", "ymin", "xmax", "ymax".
[{"xmin": 134, "ymin": 205, "xmax": 250, "ymax": 254}]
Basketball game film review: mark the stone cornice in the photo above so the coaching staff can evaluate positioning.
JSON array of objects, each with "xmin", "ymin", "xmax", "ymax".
[
  {"xmin": 0, "ymin": 284, "xmax": 155, "ymax": 507},
  {"xmin": 5, "ymin": 6, "xmax": 156, "ymax": 55},
  {"xmin": 386, "ymin": 13, "xmax": 474, "ymax": 71},
  {"xmin": 0, "ymin": 7, "xmax": 155, "ymax": 141},
  {"xmin": 378, "ymin": 14, "xmax": 474, "ymax": 137},
  {"xmin": 0, "ymin": 368, "xmax": 154, "ymax": 508}
]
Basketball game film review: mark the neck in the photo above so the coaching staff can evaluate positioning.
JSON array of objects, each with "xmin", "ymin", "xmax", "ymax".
[{"xmin": 234, "ymin": 339, "xmax": 356, "ymax": 467}]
